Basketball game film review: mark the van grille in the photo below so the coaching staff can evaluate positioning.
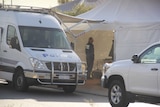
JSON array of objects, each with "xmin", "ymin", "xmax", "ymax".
[{"xmin": 45, "ymin": 62, "xmax": 76, "ymax": 71}]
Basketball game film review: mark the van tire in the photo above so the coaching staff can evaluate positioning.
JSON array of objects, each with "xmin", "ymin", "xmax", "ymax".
[
  {"xmin": 63, "ymin": 85, "xmax": 76, "ymax": 93},
  {"xmin": 108, "ymin": 80, "xmax": 129, "ymax": 107},
  {"xmin": 7, "ymin": 81, "xmax": 13, "ymax": 87},
  {"xmin": 13, "ymin": 70, "xmax": 28, "ymax": 91}
]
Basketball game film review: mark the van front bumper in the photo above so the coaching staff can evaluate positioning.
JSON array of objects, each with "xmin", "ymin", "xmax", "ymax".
[{"xmin": 24, "ymin": 71, "xmax": 86, "ymax": 85}]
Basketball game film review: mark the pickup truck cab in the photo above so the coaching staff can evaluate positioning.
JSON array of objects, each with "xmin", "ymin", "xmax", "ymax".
[{"xmin": 101, "ymin": 42, "xmax": 160, "ymax": 107}]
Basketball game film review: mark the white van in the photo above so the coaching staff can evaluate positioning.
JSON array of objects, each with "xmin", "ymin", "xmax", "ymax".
[{"xmin": 0, "ymin": 7, "xmax": 86, "ymax": 93}]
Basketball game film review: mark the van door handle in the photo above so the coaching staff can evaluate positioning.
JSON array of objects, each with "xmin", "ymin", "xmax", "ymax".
[
  {"xmin": 3, "ymin": 50, "xmax": 7, "ymax": 52},
  {"xmin": 151, "ymin": 68, "xmax": 158, "ymax": 71}
]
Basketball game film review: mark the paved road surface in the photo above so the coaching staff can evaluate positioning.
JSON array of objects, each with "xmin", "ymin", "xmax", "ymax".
[{"xmin": 0, "ymin": 79, "xmax": 160, "ymax": 107}]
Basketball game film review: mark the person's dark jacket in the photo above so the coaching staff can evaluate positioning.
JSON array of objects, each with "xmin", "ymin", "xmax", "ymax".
[{"xmin": 85, "ymin": 42, "xmax": 94, "ymax": 60}]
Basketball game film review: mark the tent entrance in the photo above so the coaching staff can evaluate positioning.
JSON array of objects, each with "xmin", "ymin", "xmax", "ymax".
[
  {"xmin": 50, "ymin": 11, "xmax": 114, "ymax": 72},
  {"xmin": 69, "ymin": 30, "xmax": 114, "ymax": 72}
]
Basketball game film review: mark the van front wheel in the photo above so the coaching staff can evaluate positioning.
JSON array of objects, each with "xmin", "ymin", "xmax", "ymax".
[
  {"xmin": 63, "ymin": 85, "xmax": 76, "ymax": 93},
  {"xmin": 14, "ymin": 70, "xmax": 28, "ymax": 91}
]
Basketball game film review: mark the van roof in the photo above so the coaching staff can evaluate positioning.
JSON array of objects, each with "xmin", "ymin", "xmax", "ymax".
[
  {"xmin": 0, "ymin": 5, "xmax": 61, "ymax": 28},
  {"xmin": 0, "ymin": 5, "xmax": 50, "ymax": 14}
]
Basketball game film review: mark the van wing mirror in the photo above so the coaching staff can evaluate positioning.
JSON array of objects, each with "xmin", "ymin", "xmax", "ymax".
[
  {"xmin": 131, "ymin": 54, "xmax": 139, "ymax": 63},
  {"xmin": 10, "ymin": 37, "xmax": 21, "ymax": 51}
]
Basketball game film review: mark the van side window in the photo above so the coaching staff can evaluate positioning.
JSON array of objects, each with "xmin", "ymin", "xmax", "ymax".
[{"xmin": 7, "ymin": 25, "xmax": 20, "ymax": 51}]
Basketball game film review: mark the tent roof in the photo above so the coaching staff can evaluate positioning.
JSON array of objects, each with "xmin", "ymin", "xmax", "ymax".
[
  {"xmin": 52, "ymin": 11, "xmax": 105, "ymax": 23},
  {"xmin": 78, "ymin": 0, "xmax": 160, "ymax": 23},
  {"xmin": 50, "ymin": 11, "xmax": 105, "ymax": 36}
]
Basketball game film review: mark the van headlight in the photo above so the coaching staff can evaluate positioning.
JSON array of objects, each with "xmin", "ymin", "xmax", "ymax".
[
  {"xmin": 30, "ymin": 58, "xmax": 45, "ymax": 69},
  {"xmin": 77, "ymin": 62, "xmax": 86, "ymax": 74}
]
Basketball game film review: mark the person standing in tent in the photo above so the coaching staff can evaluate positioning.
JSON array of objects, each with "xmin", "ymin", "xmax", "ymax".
[{"xmin": 85, "ymin": 37, "xmax": 94, "ymax": 79}]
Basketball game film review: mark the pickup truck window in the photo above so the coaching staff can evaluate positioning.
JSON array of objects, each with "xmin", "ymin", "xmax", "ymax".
[
  {"xmin": 140, "ymin": 45, "xmax": 160, "ymax": 63},
  {"xmin": 19, "ymin": 26, "xmax": 71, "ymax": 49}
]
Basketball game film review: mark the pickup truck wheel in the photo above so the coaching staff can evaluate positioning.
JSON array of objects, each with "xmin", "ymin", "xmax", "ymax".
[
  {"xmin": 108, "ymin": 80, "xmax": 129, "ymax": 107},
  {"xmin": 14, "ymin": 70, "xmax": 28, "ymax": 91},
  {"xmin": 63, "ymin": 85, "xmax": 76, "ymax": 93}
]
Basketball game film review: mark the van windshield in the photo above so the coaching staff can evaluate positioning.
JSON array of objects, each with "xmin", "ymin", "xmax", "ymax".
[{"xmin": 19, "ymin": 26, "xmax": 71, "ymax": 49}]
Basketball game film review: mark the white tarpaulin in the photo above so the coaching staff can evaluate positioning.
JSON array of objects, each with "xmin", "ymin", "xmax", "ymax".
[
  {"xmin": 78, "ymin": 0, "xmax": 160, "ymax": 60},
  {"xmin": 79, "ymin": 0, "xmax": 160, "ymax": 23},
  {"xmin": 50, "ymin": 11, "xmax": 104, "ymax": 37}
]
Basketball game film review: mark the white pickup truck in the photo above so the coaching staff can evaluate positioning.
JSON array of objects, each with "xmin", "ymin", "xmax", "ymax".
[{"xmin": 101, "ymin": 42, "xmax": 160, "ymax": 107}]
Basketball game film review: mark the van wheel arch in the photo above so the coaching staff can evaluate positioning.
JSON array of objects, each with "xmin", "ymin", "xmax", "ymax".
[{"xmin": 13, "ymin": 67, "xmax": 28, "ymax": 91}]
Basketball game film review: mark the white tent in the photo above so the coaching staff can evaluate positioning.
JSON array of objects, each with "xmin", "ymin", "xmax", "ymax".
[{"xmin": 77, "ymin": 0, "xmax": 160, "ymax": 61}]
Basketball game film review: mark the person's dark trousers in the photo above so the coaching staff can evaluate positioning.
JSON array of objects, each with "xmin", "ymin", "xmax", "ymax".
[{"xmin": 87, "ymin": 58, "xmax": 94, "ymax": 79}]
